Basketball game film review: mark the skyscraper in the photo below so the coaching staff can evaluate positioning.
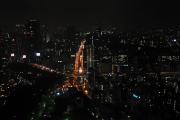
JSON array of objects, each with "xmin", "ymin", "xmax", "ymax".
[{"xmin": 24, "ymin": 20, "xmax": 43, "ymax": 62}]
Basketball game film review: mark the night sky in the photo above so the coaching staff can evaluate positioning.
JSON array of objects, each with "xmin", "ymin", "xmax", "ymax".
[{"xmin": 0, "ymin": 0, "xmax": 180, "ymax": 31}]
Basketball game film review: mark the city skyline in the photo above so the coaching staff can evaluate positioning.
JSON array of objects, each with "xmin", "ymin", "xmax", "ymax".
[
  {"xmin": 1, "ymin": 1, "xmax": 180, "ymax": 120},
  {"xmin": 1, "ymin": 0, "xmax": 180, "ymax": 31}
]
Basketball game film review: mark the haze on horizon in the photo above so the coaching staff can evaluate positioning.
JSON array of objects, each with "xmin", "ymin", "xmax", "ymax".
[{"xmin": 0, "ymin": 0, "xmax": 180, "ymax": 31}]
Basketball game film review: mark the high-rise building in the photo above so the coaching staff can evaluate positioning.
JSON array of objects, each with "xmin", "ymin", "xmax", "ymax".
[
  {"xmin": 0, "ymin": 29, "xmax": 4, "ymax": 57},
  {"xmin": 86, "ymin": 44, "xmax": 95, "ymax": 71},
  {"xmin": 24, "ymin": 20, "xmax": 43, "ymax": 62},
  {"xmin": 0, "ymin": 32, "xmax": 11, "ymax": 59},
  {"xmin": 14, "ymin": 24, "xmax": 26, "ymax": 61}
]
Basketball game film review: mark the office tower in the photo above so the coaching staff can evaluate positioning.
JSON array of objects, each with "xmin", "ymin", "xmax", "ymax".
[{"xmin": 24, "ymin": 20, "xmax": 42, "ymax": 62}]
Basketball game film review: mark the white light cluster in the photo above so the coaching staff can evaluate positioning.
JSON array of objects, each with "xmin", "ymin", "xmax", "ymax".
[
  {"xmin": 11, "ymin": 53, "xmax": 15, "ymax": 57},
  {"xmin": 36, "ymin": 53, "xmax": 41, "ymax": 57},
  {"xmin": 22, "ymin": 55, "xmax": 27, "ymax": 59}
]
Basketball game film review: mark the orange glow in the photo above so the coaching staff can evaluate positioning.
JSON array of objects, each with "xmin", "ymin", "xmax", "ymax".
[
  {"xmin": 84, "ymin": 90, "xmax": 88, "ymax": 95},
  {"xmin": 79, "ymin": 67, "xmax": 83, "ymax": 74},
  {"xmin": 56, "ymin": 40, "xmax": 91, "ymax": 97}
]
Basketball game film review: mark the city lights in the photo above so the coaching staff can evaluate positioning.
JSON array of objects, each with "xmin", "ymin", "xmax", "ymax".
[
  {"xmin": 132, "ymin": 94, "xmax": 141, "ymax": 99},
  {"xmin": 84, "ymin": 90, "xmax": 88, "ymax": 95},
  {"xmin": 79, "ymin": 67, "xmax": 83, "ymax": 74},
  {"xmin": 22, "ymin": 55, "xmax": 27, "ymax": 59},
  {"xmin": 56, "ymin": 92, "xmax": 61, "ymax": 96},
  {"xmin": 71, "ymin": 54, "xmax": 75, "ymax": 57},
  {"xmin": 35, "ymin": 53, "xmax": 41, "ymax": 57},
  {"xmin": 58, "ymin": 61, "xmax": 63, "ymax": 63},
  {"xmin": 1, "ymin": 16, "xmax": 180, "ymax": 120},
  {"xmin": 10, "ymin": 53, "xmax": 15, "ymax": 57}
]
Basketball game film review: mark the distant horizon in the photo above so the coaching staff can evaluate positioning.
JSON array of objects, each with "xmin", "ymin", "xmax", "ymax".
[
  {"xmin": 1, "ymin": 19, "xmax": 180, "ymax": 33},
  {"xmin": 1, "ymin": 0, "xmax": 180, "ymax": 32}
]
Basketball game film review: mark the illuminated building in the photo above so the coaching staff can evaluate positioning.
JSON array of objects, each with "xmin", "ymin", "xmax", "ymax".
[{"xmin": 86, "ymin": 44, "xmax": 95, "ymax": 71}]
